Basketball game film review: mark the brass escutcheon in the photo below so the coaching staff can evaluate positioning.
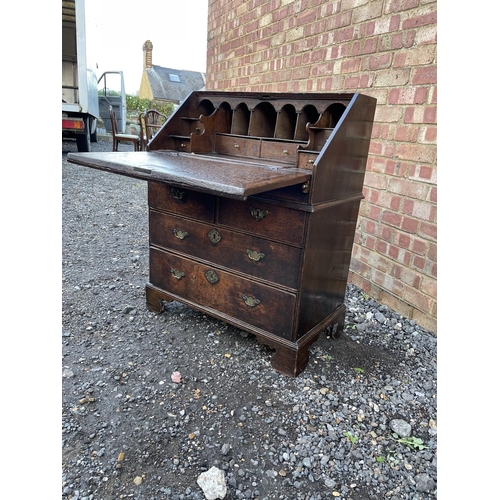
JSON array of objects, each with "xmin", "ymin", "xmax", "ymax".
[
  {"xmin": 242, "ymin": 294, "xmax": 261, "ymax": 307},
  {"xmin": 205, "ymin": 270, "xmax": 219, "ymax": 284},
  {"xmin": 208, "ymin": 229, "xmax": 222, "ymax": 244},
  {"xmin": 170, "ymin": 268, "xmax": 185, "ymax": 280},
  {"xmin": 171, "ymin": 188, "xmax": 185, "ymax": 201},
  {"xmin": 249, "ymin": 207, "xmax": 268, "ymax": 221},
  {"xmin": 246, "ymin": 249, "xmax": 265, "ymax": 262},
  {"xmin": 173, "ymin": 228, "xmax": 188, "ymax": 240}
]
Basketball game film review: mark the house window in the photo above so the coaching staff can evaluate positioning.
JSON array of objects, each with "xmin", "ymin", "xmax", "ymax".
[{"xmin": 169, "ymin": 74, "xmax": 181, "ymax": 82}]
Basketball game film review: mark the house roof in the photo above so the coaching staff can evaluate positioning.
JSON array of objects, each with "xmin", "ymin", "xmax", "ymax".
[{"xmin": 145, "ymin": 65, "xmax": 206, "ymax": 103}]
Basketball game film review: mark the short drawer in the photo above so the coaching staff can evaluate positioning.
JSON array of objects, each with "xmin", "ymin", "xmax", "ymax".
[
  {"xmin": 149, "ymin": 209, "xmax": 302, "ymax": 289},
  {"xmin": 260, "ymin": 140, "xmax": 298, "ymax": 164},
  {"xmin": 148, "ymin": 181, "xmax": 215, "ymax": 222},
  {"xmin": 170, "ymin": 136, "xmax": 191, "ymax": 152},
  {"xmin": 215, "ymin": 134, "xmax": 260, "ymax": 158},
  {"xmin": 150, "ymin": 247, "xmax": 296, "ymax": 339},
  {"xmin": 297, "ymin": 151, "xmax": 319, "ymax": 169},
  {"xmin": 217, "ymin": 198, "xmax": 306, "ymax": 246}
]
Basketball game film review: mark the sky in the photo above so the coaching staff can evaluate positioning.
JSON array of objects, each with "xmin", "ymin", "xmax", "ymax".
[{"xmin": 89, "ymin": 0, "xmax": 209, "ymax": 95}]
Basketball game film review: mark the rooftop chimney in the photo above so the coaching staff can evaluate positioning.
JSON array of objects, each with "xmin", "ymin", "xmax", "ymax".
[{"xmin": 143, "ymin": 40, "xmax": 153, "ymax": 69}]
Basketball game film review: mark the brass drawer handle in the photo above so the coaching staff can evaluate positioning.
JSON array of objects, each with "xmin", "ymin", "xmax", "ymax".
[
  {"xmin": 249, "ymin": 207, "xmax": 268, "ymax": 221},
  {"xmin": 283, "ymin": 149, "xmax": 289, "ymax": 155},
  {"xmin": 205, "ymin": 270, "xmax": 219, "ymax": 284},
  {"xmin": 173, "ymin": 229, "xmax": 188, "ymax": 240},
  {"xmin": 308, "ymin": 159, "xmax": 314, "ymax": 164},
  {"xmin": 233, "ymin": 143, "xmax": 240, "ymax": 149},
  {"xmin": 208, "ymin": 229, "xmax": 222, "ymax": 244},
  {"xmin": 171, "ymin": 188, "xmax": 185, "ymax": 201},
  {"xmin": 246, "ymin": 249, "xmax": 265, "ymax": 262},
  {"xmin": 180, "ymin": 143, "xmax": 186, "ymax": 148},
  {"xmin": 170, "ymin": 268, "xmax": 185, "ymax": 280},
  {"xmin": 242, "ymin": 294, "xmax": 261, "ymax": 307}
]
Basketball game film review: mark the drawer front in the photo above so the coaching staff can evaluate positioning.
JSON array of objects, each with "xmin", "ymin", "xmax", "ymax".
[
  {"xmin": 148, "ymin": 181, "xmax": 215, "ymax": 222},
  {"xmin": 218, "ymin": 198, "xmax": 306, "ymax": 246},
  {"xmin": 150, "ymin": 247, "xmax": 296, "ymax": 338},
  {"xmin": 149, "ymin": 209, "xmax": 302, "ymax": 289},
  {"xmin": 171, "ymin": 137, "xmax": 191, "ymax": 152},
  {"xmin": 297, "ymin": 151, "xmax": 319, "ymax": 169},
  {"xmin": 215, "ymin": 135, "xmax": 260, "ymax": 158},
  {"xmin": 260, "ymin": 140, "xmax": 298, "ymax": 163}
]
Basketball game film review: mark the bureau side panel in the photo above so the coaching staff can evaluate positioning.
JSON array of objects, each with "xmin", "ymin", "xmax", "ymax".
[
  {"xmin": 311, "ymin": 94, "xmax": 376, "ymax": 204},
  {"xmin": 296, "ymin": 200, "xmax": 361, "ymax": 337}
]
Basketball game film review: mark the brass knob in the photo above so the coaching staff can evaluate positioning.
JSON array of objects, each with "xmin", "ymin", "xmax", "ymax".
[
  {"xmin": 283, "ymin": 149, "xmax": 289, "ymax": 155},
  {"xmin": 233, "ymin": 144, "xmax": 240, "ymax": 149}
]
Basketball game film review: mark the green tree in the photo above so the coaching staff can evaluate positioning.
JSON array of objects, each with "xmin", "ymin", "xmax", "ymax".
[{"xmin": 126, "ymin": 95, "xmax": 175, "ymax": 119}]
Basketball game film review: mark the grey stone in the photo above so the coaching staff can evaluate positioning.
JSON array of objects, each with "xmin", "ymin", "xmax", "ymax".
[
  {"xmin": 390, "ymin": 419, "xmax": 412, "ymax": 438},
  {"xmin": 415, "ymin": 473, "xmax": 435, "ymax": 492}
]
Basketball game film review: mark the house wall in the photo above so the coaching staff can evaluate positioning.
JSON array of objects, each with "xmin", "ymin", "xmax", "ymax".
[
  {"xmin": 138, "ymin": 71, "xmax": 153, "ymax": 101},
  {"xmin": 205, "ymin": 0, "xmax": 437, "ymax": 333}
]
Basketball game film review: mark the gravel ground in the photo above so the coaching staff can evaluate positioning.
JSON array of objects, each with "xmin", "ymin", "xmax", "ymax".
[{"xmin": 62, "ymin": 139, "xmax": 437, "ymax": 500}]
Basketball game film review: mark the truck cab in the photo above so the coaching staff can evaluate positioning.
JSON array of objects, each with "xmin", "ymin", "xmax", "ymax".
[{"xmin": 62, "ymin": 0, "xmax": 126, "ymax": 152}]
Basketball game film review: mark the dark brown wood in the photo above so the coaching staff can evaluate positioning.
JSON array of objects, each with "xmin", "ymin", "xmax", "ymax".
[
  {"xmin": 217, "ymin": 197, "xmax": 306, "ymax": 246},
  {"xmin": 149, "ymin": 209, "xmax": 302, "ymax": 289},
  {"xmin": 67, "ymin": 150, "xmax": 312, "ymax": 200},
  {"xmin": 148, "ymin": 181, "xmax": 215, "ymax": 222},
  {"xmin": 67, "ymin": 91, "xmax": 376, "ymax": 377},
  {"xmin": 149, "ymin": 247, "xmax": 296, "ymax": 338}
]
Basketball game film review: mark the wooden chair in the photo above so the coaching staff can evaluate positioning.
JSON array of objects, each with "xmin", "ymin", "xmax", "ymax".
[
  {"xmin": 139, "ymin": 109, "xmax": 167, "ymax": 150},
  {"xmin": 109, "ymin": 107, "xmax": 140, "ymax": 151}
]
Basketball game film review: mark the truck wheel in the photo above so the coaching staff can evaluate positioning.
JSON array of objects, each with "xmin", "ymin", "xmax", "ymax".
[
  {"xmin": 76, "ymin": 117, "xmax": 91, "ymax": 152},
  {"xmin": 90, "ymin": 117, "xmax": 98, "ymax": 143}
]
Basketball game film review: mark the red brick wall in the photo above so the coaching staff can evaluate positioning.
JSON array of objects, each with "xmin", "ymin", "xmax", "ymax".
[{"xmin": 206, "ymin": 0, "xmax": 437, "ymax": 333}]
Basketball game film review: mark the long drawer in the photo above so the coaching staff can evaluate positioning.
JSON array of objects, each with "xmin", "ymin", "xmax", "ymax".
[
  {"xmin": 149, "ymin": 247, "xmax": 296, "ymax": 338},
  {"xmin": 149, "ymin": 209, "xmax": 302, "ymax": 289}
]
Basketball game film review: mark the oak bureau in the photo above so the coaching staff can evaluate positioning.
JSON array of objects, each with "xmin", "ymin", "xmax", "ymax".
[{"xmin": 67, "ymin": 91, "xmax": 376, "ymax": 377}]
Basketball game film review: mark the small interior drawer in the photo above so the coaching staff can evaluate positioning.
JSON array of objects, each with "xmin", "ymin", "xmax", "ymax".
[
  {"xmin": 260, "ymin": 140, "xmax": 298, "ymax": 163},
  {"xmin": 215, "ymin": 134, "xmax": 260, "ymax": 158},
  {"xmin": 297, "ymin": 151, "xmax": 319, "ymax": 169},
  {"xmin": 170, "ymin": 136, "xmax": 191, "ymax": 152}
]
